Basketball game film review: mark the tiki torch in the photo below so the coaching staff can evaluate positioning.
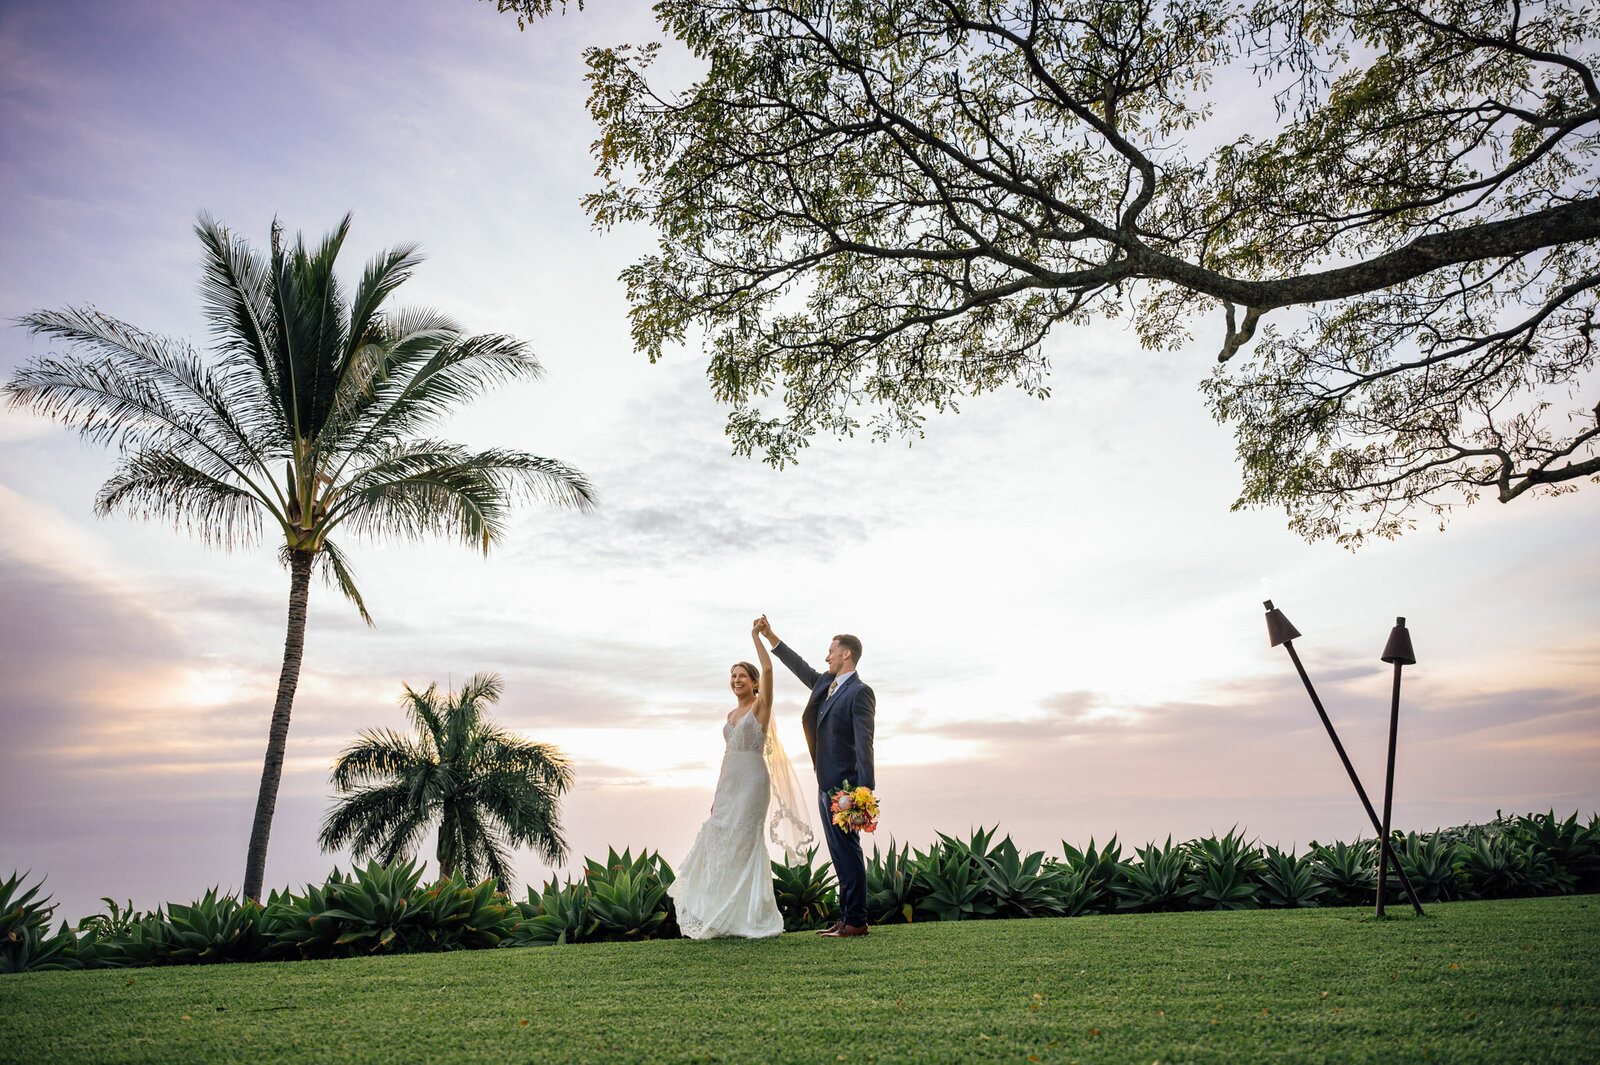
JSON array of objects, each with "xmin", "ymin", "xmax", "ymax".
[
  {"xmin": 1264, "ymin": 601, "xmax": 1424, "ymax": 916},
  {"xmin": 1375, "ymin": 617, "xmax": 1416, "ymax": 918}
]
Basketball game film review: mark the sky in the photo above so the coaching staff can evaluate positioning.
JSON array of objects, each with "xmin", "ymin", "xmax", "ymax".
[{"xmin": 1, "ymin": 0, "xmax": 1596, "ymax": 924}]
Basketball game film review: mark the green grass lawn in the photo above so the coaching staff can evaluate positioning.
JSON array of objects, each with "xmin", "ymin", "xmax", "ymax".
[{"xmin": 2, "ymin": 897, "xmax": 1596, "ymax": 1064}]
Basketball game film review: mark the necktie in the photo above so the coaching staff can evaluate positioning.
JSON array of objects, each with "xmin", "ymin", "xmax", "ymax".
[{"xmin": 826, "ymin": 678, "xmax": 838, "ymax": 699}]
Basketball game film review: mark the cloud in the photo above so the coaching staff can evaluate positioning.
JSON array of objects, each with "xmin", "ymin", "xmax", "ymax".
[
  {"xmin": 514, "ymin": 370, "xmax": 887, "ymax": 571},
  {"xmin": 0, "ymin": 555, "xmax": 187, "ymax": 751}
]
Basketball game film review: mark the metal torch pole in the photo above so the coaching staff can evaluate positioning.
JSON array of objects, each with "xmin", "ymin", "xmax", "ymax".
[
  {"xmin": 1280, "ymin": 639, "xmax": 1426, "ymax": 917},
  {"xmin": 1375, "ymin": 655, "xmax": 1403, "ymax": 917}
]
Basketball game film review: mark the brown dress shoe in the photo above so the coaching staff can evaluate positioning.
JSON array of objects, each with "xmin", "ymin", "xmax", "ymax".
[
  {"xmin": 820, "ymin": 923, "xmax": 869, "ymax": 938},
  {"xmin": 814, "ymin": 920, "xmax": 844, "ymax": 935}
]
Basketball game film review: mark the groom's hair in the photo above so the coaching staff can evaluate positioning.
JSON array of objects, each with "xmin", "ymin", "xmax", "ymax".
[{"xmin": 833, "ymin": 634, "xmax": 863, "ymax": 666}]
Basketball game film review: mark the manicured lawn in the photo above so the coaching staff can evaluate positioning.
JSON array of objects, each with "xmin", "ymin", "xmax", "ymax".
[{"xmin": 2, "ymin": 897, "xmax": 1596, "ymax": 1063}]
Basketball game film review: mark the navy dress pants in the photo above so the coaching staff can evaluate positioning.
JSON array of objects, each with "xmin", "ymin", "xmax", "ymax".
[{"xmin": 819, "ymin": 789, "xmax": 868, "ymax": 926}]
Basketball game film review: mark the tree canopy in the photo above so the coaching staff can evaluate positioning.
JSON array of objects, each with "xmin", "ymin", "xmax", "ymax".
[{"xmin": 570, "ymin": 0, "xmax": 1599, "ymax": 542}]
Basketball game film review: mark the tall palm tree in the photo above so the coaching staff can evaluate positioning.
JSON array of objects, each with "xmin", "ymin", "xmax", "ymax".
[
  {"xmin": 4, "ymin": 214, "xmax": 595, "ymax": 900},
  {"xmin": 319, "ymin": 673, "xmax": 571, "ymax": 883}
]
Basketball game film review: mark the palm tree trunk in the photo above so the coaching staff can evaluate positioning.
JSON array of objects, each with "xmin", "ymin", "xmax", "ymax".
[
  {"xmin": 242, "ymin": 549, "xmax": 315, "ymax": 901},
  {"xmin": 437, "ymin": 804, "xmax": 457, "ymax": 881}
]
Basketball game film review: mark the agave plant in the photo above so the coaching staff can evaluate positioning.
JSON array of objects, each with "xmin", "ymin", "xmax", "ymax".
[
  {"xmin": 1257, "ymin": 846, "xmax": 1327, "ymax": 908},
  {"xmin": 1189, "ymin": 828, "xmax": 1265, "ymax": 877},
  {"xmin": 1391, "ymin": 832, "xmax": 1462, "ymax": 903},
  {"xmin": 936, "ymin": 826, "xmax": 1001, "ymax": 868},
  {"xmin": 267, "ymin": 871, "xmax": 354, "ymax": 960},
  {"xmin": 1189, "ymin": 862, "xmax": 1259, "ymax": 910},
  {"xmin": 509, "ymin": 877, "xmax": 596, "ymax": 946},
  {"xmin": 1509, "ymin": 810, "xmax": 1598, "ymax": 887},
  {"xmin": 1113, "ymin": 837, "xmax": 1194, "ymax": 913},
  {"xmin": 79, "ymin": 905, "xmax": 178, "ymax": 969},
  {"xmin": 586, "ymin": 869, "xmax": 668, "ymax": 941},
  {"xmin": 75, "ymin": 898, "xmax": 146, "ymax": 938},
  {"xmin": 916, "ymin": 846, "xmax": 996, "ymax": 921},
  {"xmin": 580, "ymin": 850, "xmax": 671, "ymax": 941},
  {"xmin": 977, "ymin": 838, "xmax": 1066, "ymax": 919},
  {"xmin": 409, "ymin": 872, "xmax": 515, "ymax": 951},
  {"xmin": 0, "ymin": 872, "xmax": 77, "ymax": 973},
  {"xmin": 1456, "ymin": 831, "xmax": 1573, "ymax": 898},
  {"xmin": 866, "ymin": 840, "xmax": 922, "ymax": 925},
  {"xmin": 581, "ymin": 848, "xmax": 673, "ymax": 941},
  {"xmin": 771, "ymin": 846, "xmax": 838, "ymax": 930},
  {"xmin": 72, "ymin": 901, "xmax": 149, "ymax": 970},
  {"xmin": 161, "ymin": 889, "xmax": 271, "ymax": 964},
  {"xmin": 1048, "ymin": 864, "xmax": 1104, "ymax": 917},
  {"xmin": 1310, "ymin": 839, "xmax": 1378, "ymax": 906},
  {"xmin": 1187, "ymin": 829, "xmax": 1263, "ymax": 910},
  {"xmin": 1059, "ymin": 837, "xmax": 1124, "ymax": 914},
  {"xmin": 317, "ymin": 859, "xmax": 429, "ymax": 955}
]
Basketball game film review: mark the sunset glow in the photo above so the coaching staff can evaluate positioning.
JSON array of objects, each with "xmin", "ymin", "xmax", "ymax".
[{"xmin": 1, "ymin": 0, "xmax": 1596, "ymax": 926}]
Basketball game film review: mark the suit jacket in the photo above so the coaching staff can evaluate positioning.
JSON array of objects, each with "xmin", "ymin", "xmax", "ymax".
[{"xmin": 773, "ymin": 641, "xmax": 875, "ymax": 793}]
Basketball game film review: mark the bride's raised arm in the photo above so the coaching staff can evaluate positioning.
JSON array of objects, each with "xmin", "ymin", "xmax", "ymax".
[{"xmin": 752, "ymin": 621, "xmax": 775, "ymax": 728}]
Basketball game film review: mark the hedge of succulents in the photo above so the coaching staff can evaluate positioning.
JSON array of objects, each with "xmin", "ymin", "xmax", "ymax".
[{"xmin": 4, "ymin": 810, "xmax": 1596, "ymax": 973}]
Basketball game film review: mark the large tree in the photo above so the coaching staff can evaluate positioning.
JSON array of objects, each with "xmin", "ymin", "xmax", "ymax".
[
  {"xmin": 319, "ymin": 673, "xmax": 572, "ymax": 884},
  {"xmin": 5, "ymin": 215, "xmax": 595, "ymax": 900},
  {"xmin": 562, "ymin": 0, "xmax": 1599, "ymax": 543}
]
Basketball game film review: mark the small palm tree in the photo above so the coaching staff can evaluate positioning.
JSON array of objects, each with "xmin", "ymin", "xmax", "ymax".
[
  {"xmin": 319, "ymin": 673, "xmax": 571, "ymax": 884},
  {"xmin": 4, "ymin": 214, "xmax": 594, "ymax": 900}
]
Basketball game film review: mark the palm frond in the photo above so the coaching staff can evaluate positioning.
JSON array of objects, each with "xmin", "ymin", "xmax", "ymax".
[
  {"xmin": 384, "ymin": 307, "xmax": 464, "ymax": 344},
  {"xmin": 318, "ymin": 537, "xmax": 373, "ymax": 625},
  {"xmin": 470, "ymin": 767, "xmax": 569, "ymax": 865},
  {"xmin": 332, "ymin": 332, "xmax": 546, "ymax": 458},
  {"xmin": 451, "ymin": 673, "xmax": 503, "ymax": 727},
  {"xmin": 326, "ymin": 443, "xmax": 594, "ymax": 552},
  {"xmin": 312, "ymin": 306, "xmax": 462, "ymax": 464},
  {"xmin": 401, "ymin": 683, "xmax": 450, "ymax": 752},
  {"xmin": 456, "ymin": 805, "xmax": 514, "ymax": 886},
  {"xmin": 271, "ymin": 214, "xmax": 353, "ymax": 441},
  {"xmin": 477, "ymin": 732, "xmax": 574, "ymax": 787},
  {"xmin": 94, "ymin": 450, "xmax": 267, "ymax": 549},
  {"xmin": 194, "ymin": 212, "xmax": 284, "ymax": 425},
  {"xmin": 344, "ymin": 242, "xmax": 425, "ymax": 368},
  {"xmin": 318, "ymin": 779, "xmax": 428, "ymax": 857},
  {"xmin": 375, "ymin": 809, "xmax": 432, "ymax": 866},
  {"xmin": 10, "ymin": 310, "xmax": 277, "ymax": 480},
  {"xmin": 329, "ymin": 728, "xmax": 430, "ymax": 790}
]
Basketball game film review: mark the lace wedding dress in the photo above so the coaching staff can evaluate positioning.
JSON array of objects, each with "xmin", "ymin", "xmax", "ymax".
[{"xmin": 668, "ymin": 711, "xmax": 786, "ymax": 940}]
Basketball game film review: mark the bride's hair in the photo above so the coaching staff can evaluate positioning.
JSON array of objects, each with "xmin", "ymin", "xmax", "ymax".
[{"xmin": 731, "ymin": 662, "xmax": 760, "ymax": 694}]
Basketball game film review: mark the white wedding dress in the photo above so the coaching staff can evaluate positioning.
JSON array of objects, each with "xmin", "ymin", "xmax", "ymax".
[{"xmin": 668, "ymin": 711, "xmax": 786, "ymax": 940}]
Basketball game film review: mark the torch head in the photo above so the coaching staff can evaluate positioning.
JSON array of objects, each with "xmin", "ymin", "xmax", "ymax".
[
  {"xmin": 1381, "ymin": 616, "xmax": 1416, "ymax": 665},
  {"xmin": 1264, "ymin": 600, "xmax": 1302, "ymax": 648}
]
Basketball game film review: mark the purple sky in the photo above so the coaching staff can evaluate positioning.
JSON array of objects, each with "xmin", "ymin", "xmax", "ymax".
[{"xmin": 2, "ymin": 0, "xmax": 1596, "ymax": 924}]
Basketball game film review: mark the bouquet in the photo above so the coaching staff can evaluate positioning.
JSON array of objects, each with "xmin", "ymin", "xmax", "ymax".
[{"xmin": 829, "ymin": 781, "xmax": 880, "ymax": 834}]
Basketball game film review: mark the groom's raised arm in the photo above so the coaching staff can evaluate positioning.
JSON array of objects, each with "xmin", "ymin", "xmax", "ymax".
[{"xmin": 772, "ymin": 641, "xmax": 823, "ymax": 690}]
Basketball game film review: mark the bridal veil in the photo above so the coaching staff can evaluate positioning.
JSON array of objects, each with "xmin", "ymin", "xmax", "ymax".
[{"xmin": 764, "ymin": 717, "xmax": 814, "ymax": 861}]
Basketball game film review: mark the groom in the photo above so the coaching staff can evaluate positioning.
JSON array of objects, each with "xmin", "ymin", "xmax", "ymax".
[{"xmin": 756, "ymin": 616, "xmax": 875, "ymax": 938}]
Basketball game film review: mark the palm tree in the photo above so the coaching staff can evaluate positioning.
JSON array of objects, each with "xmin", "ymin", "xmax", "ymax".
[
  {"xmin": 319, "ymin": 673, "xmax": 571, "ymax": 883},
  {"xmin": 4, "ymin": 214, "xmax": 595, "ymax": 900}
]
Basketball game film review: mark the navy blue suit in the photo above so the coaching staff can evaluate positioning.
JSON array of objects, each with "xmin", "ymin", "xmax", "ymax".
[{"xmin": 773, "ymin": 641, "xmax": 875, "ymax": 926}]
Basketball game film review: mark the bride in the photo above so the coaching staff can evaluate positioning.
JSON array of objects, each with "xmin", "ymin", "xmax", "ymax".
[{"xmin": 668, "ymin": 621, "xmax": 813, "ymax": 939}]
